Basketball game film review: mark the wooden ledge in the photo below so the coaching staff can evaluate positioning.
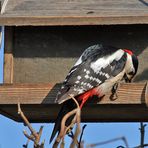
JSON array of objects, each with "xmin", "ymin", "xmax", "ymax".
[
  {"xmin": 0, "ymin": 16, "xmax": 148, "ymax": 26},
  {"xmin": 0, "ymin": 83, "xmax": 148, "ymax": 122}
]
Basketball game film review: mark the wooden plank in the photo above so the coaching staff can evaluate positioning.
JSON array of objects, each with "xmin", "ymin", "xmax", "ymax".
[
  {"xmin": 0, "ymin": 83, "xmax": 147, "ymax": 105},
  {"xmin": 0, "ymin": 16, "xmax": 147, "ymax": 26},
  {"xmin": 0, "ymin": 0, "xmax": 147, "ymax": 25},
  {"xmin": 4, "ymin": 27, "xmax": 13, "ymax": 83},
  {"xmin": 0, "ymin": 83, "xmax": 148, "ymax": 122}
]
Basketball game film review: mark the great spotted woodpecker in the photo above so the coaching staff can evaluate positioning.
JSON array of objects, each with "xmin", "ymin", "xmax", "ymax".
[{"xmin": 50, "ymin": 44, "xmax": 138, "ymax": 143}]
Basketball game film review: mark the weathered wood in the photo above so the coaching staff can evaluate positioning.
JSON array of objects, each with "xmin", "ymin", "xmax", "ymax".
[
  {"xmin": 0, "ymin": 83, "xmax": 147, "ymax": 122},
  {"xmin": 1, "ymin": 0, "xmax": 9, "ymax": 14},
  {"xmin": 4, "ymin": 27, "xmax": 13, "ymax": 83},
  {"xmin": 0, "ymin": 0, "xmax": 147, "ymax": 25},
  {"xmin": 0, "ymin": 27, "xmax": 2, "ymax": 49},
  {"xmin": 0, "ymin": 83, "xmax": 147, "ymax": 105},
  {"xmin": 13, "ymin": 25, "xmax": 148, "ymax": 83}
]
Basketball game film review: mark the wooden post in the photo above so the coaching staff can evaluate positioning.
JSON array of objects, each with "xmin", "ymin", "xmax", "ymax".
[
  {"xmin": 4, "ymin": 26, "xmax": 14, "ymax": 83},
  {"xmin": 1, "ymin": 0, "xmax": 9, "ymax": 14},
  {"xmin": 0, "ymin": 26, "xmax": 3, "ymax": 52}
]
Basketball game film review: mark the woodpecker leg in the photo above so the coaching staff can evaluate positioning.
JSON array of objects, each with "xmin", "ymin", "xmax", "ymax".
[{"xmin": 110, "ymin": 83, "xmax": 120, "ymax": 100}]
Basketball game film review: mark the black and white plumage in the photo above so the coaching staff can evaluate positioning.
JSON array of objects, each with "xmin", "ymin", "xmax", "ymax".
[
  {"xmin": 56, "ymin": 44, "xmax": 130, "ymax": 104},
  {"xmin": 50, "ymin": 44, "xmax": 138, "ymax": 143}
]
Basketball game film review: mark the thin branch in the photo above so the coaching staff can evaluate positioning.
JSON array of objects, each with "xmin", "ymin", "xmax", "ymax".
[
  {"xmin": 68, "ymin": 131, "xmax": 74, "ymax": 139},
  {"xmin": 17, "ymin": 102, "xmax": 44, "ymax": 148},
  {"xmin": 23, "ymin": 139, "xmax": 30, "ymax": 148},
  {"xmin": 68, "ymin": 124, "xmax": 86, "ymax": 148},
  {"xmin": 53, "ymin": 95, "xmax": 81, "ymax": 148},
  {"xmin": 23, "ymin": 131, "xmax": 35, "ymax": 143},
  {"xmin": 70, "ymin": 108, "xmax": 81, "ymax": 148},
  {"xmin": 139, "ymin": 122, "xmax": 147, "ymax": 148},
  {"xmin": 132, "ymin": 144, "xmax": 148, "ymax": 148},
  {"xmin": 53, "ymin": 108, "xmax": 78, "ymax": 147},
  {"xmin": 86, "ymin": 136, "xmax": 129, "ymax": 148},
  {"xmin": 78, "ymin": 124, "xmax": 87, "ymax": 148},
  {"xmin": 38, "ymin": 126, "xmax": 44, "ymax": 142},
  {"xmin": 122, "ymin": 136, "xmax": 129, "ymax": 148},
  {"xmin": 69, "ymin": 95, "xmax": 81, "ymax": 148},
  {"xmin": 18, "ymin": 103, "xmax": 38, "ymax": 138},
  {"xmin": 60, "ymin": 139, "xmax": 65, "ymax": 148}
]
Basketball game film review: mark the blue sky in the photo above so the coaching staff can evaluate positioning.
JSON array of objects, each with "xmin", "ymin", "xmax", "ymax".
[{"xmin": 0, "ymin": 26, "xmax": 148, "ymax": 148}]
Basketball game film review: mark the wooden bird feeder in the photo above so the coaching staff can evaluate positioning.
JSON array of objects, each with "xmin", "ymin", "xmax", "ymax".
[{"xmin": 0, "ymin": 0, "xmax": 148, "ymax": 123}]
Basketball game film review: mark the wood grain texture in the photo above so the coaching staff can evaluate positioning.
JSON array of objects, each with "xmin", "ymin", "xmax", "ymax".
[
  {"xmin": 0, "ymin": 0, "xmax": 147, "ymax": 25},
  {"xmin": 0, "ymin": 82, "xmax": 148, "ymax": 122},
  {"xmin": 4, "ymin": 27, "xmax": 14, "ymax": 83},
  {"xmin": 0, "ymin": 83, "xmax": 147, "ymax": 104},
  {"xmin": 13, "ymin": 25, "xmax": 148, "ymax": 83}
]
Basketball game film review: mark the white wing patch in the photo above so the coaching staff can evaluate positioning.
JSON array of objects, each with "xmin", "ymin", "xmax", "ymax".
[
  {"xmin": 77, "ymin": 76, "xmax": 82, "ymax": 80},
  {"xmin": 90, "ymin": 49, "xmax": 124, "ymax": 74}
]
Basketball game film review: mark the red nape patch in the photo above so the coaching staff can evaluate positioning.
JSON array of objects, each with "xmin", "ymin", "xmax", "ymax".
[{"xmin": 124, "ymin": 49, "xmax": 133, "ymax": 55}]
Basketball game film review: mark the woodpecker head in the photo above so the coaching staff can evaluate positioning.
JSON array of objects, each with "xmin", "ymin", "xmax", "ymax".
[{"xmin": 123, "ymin": 49, "xmax": 139, "ymax": 82}]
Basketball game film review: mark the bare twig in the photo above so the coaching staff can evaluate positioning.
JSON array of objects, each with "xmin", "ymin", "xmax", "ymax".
[
  {"xmin": 67, "ymin": 124, "xmax": 86, "ymax": 148},
  {"xmin": 122, "ymin": 136, "xmax": 129, "ymax": 148},
  {"xmin": 86, "ymin": 136, "xmax": 129, "ymax": 148},
  {"xmin": 139, "ymin": 122, "xmax": 147, "ymax": 148},
  {"xmin": 23, "ymin": 139, "xmax": 30, "ymax": 148},
  {"xmin": 60, "ymin": 139, "xmax": 65, "ymax": 148},
  {"xmin": 69, "ymin": 95, "xmax": 81, "ymax": 148},
  {"xmin": 78, "ymin": 124, "xmax": 87, "ymax": 148},
  {"xmin": 68, "ymin": 131, "xmax": 74, "ymax": 139},
  {"xmin": 70, "ymin": 94, "xmax": 80, "ymax": 108},
  {"xmin": 53, "ymin": 108, "xmax": 78, "ymax": 147},
  {"xmin": 17, "ymin": 103, "xmax": 44, "ymax": 148},
  {"xmin": 132, "ymin": 144, "xmax": 148, "ymax": 148},
  {"xmin": 70, "ymin": 108, "xmax": 81, "ymax": 148},
  {"xmin": 53, "ymin": 95, "xmax": 81, "ymax": 148}
]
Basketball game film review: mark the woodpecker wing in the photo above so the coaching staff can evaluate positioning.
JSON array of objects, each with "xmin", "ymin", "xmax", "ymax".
[{"xmin": 56, "ymin": 44, "xmax": 127, "ymax": 104}]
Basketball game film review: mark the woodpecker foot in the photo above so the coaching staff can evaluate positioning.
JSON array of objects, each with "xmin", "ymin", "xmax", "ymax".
[{"xmin": 110, "ymin": 83, "xmax": 120, "ymax": 100}]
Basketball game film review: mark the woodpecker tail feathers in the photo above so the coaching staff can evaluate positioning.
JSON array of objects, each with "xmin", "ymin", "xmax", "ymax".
[{"xmin": 49, "ymin": 99, "xmax": 76, "ymax": 143}]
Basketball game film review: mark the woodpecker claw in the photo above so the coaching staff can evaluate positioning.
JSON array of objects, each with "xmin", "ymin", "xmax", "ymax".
[{"xmin": 110, "ymin": 83, "xmax": 119, "ymax": 100}]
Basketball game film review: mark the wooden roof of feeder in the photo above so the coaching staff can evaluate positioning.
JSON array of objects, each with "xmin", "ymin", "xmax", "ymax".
[{"xmin": 0, "ymin": 0, "xmax": 148, "ymax": 26}]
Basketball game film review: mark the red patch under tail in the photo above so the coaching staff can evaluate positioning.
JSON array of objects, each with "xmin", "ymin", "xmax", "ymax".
[{"xmin": 77, "ymin": 88, "xmax": 97, "ymax": 109}]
